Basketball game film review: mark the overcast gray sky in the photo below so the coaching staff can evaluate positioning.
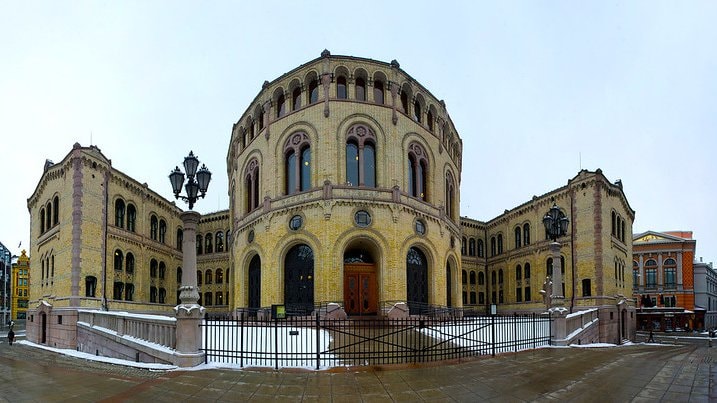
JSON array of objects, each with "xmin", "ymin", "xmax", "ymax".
[{"xmin": 1, "ymin": 1, "xmax": 715, "ymax": 264}]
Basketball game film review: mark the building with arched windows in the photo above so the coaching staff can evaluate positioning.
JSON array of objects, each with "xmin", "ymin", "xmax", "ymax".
[{"xmin": 26, "ymin": 51, "xmax": 636, "ymax": 347}]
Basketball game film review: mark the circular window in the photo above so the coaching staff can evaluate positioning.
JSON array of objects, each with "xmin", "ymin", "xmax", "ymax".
[
  {"xmin": 247, "ymin": 230, "xmax": 255, "ymax": 243},
  {"xmin": 289, "ymin": 215, "xmax": 303, "ymax": 231},
  {"xmin": 415, "ymin": 220, "xmax": 426, "ymax": 235},
  {"xmin": 354, "ymin": 210, "xmax": 372, "ymax": 227}
]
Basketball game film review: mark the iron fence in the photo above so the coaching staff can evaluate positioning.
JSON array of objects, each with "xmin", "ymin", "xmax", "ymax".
[{"xmin": 201, "ymin": 312, "xmax": 551, "ymax": 370}]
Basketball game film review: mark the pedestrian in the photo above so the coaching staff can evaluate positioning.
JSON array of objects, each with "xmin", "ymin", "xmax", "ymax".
[
  {"xmin": 648, "ymin": 328, "xmax": 655, "ymax": 343},
  {"xmin": 7, "ymin": 329, "xmax": 14, "ymax": 346}
]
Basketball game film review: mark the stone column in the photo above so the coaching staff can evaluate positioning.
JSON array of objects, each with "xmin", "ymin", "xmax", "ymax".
[
  {"xmin": 174, "ymin": 210, "xmax": 205, "ymax": 367},
  {"xmin": 549, "ymin": 240, "xmax": 568, "ymax": 344}
]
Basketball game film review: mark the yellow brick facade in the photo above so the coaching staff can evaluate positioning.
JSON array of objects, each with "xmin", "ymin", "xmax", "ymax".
[{"xmin": 12, "ymin": 250, "xmax": 30, "ymax": 320}]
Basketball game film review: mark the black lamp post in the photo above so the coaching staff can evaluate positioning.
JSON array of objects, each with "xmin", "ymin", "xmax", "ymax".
[
  {"xmin": 169, "ymin": 151, "xmax": 212, "ymax": 210},
  {"xmin": 543, "ymin": 203, "xmax": 569, "ymax": 307}
]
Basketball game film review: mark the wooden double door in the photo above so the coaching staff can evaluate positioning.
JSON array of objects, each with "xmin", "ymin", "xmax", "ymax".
[{"xmin": 343, "ymin": 263, "xmax": 377, "ymax": 315}]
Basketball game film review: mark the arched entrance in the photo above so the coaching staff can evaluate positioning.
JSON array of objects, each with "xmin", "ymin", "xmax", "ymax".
[
  {"xmin": 446, "ymin": 262, "xmax": 452, "ymax": 307},
  {"xmin": 406, "ymin": 247, "xmax": 428, "ymax": 315},
  {"xmin": 40, "ymin": 312, "xmax": 47, "ymax": 344},
  {"xmin": 284, "ymin": 244, "xmax": 314, "ymax": 315},
  {"xmin": 343, "ymin": 248, "xmax": 377, "ymax": 315},
  {"xmin": 248, "ymin": 255, "xmax": 261, "ymax": 316}
]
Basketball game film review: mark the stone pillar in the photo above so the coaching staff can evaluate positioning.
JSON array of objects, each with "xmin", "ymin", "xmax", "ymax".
[
  {"xmin": 550, "ymin": 241, "xmax": 565, "ymax": 307},
  {"xmin": 174, "ymin": 210, "xmax": 205, "ymax": 367},
  {"xmin": 549, "ymin": 240, "xmax": 568, "ymax": 344}
]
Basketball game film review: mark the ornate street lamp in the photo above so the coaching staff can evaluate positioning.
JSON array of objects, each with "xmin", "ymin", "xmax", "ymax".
[
  {"xmin": 168, "ymin": 151, "xmax": 211, "ymax": 366},
  {"xmin": 542, "ymin": 203, "xmax": 569, "ymax": 309},
  {"xmin": 169, "ymin": 151, "xmax": 212, "ymax": 210}
]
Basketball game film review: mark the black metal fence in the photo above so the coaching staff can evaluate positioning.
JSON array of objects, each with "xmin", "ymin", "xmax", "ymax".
[{"xmin": 201, "ymin": 312, "xmax": 551, "ymax": 370}]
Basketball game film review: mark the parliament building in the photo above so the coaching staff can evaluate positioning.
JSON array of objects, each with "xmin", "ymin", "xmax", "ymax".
[{"xmin": 26, "ymin": 52, "xmax": 636, "ymax": 347}]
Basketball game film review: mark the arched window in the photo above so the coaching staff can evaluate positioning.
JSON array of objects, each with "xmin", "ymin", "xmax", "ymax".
[
  {"xmin": 127, "ymin": 204, "xmax": 136, "ymax": 232},
  {"xmin": 645, "ymin": 259, "xmax": 657, "ymax": 287},
  {"xmin": 159, "ymin": 219, "xmax": 166, "ymax": 243},
  {"xmin": 285, "ymin": 132, "xmax": 312, "ymax": 194},
  {"xmin": 515, "ymin": 226, "xmax": 522, "ymax": 248},
  {"xmin": 400, "ymin": 91, "xmax": 409, "ymax": 114},
  {"xmin": 413, "ymin": 100, "xmax": 421, "ymax": 122},
  {"xmin": 292, "ymin": 87, "xmax": 301, "ymax": 110},
  {"xmin": 355, "ymin": 77, "xmax": 366, "ymax": 101},
  {"xmin": 205, "ymin": 269, "xmax": 213, "ymax": 284},
  {"xmin": 125, "ymin": 283, "xmax": 134, "ymax": 301},
  {"xmin": 126, "ymin": 253, "xmax": 135, "ymax": 274},
  {"xmin": 490, "ymin": 237, "xmax": 496, "ymax": 257},
  {"xmin": 216, "ymin": 269, "xmax": 223, "ymax": 284},
  {"xmin": 113, "ymin": 282, "xmax": 124, "ymax": 300},
  {"xmin": 177, "ymin": 267, "xmax": 182, "ymax": 283},
  {"xmin": 524, "ymin": 223, "xmax": 531, "ymax": 245},
  {"xmin": 345, "ymin": 125, "xmax": 377, "ymax": 187},
  {"xmin": 276, "ymin": 93, "xmax": 286, "ymax": 117},
  {"xmin": 611, "ymin": 211, "xmax": 616, "ymax": 236},
  {"xmin": 215, "ymin": 232, "xmax": 224, "ymax": 253},
  {"xmin": 516, "ymin": 264, "xmax": 522, "ymax": 280},
  {"xmin": 40, "ymin": 208, "xmax": 45, "ymax": 233},
  {"xmin": 373, "ymin": 80, "xmax": 384, "ymax": 104},
  {"xmin": 196, "ymin": 234, "xmax": 203, "ymax": 255},
  {"xmin": 461, "ymin": 237, "xmax": 467, "ymax": 255},
  {"xmin": 150, "ymin": 259, "xmax": 158, "ymax": 278},
  {"xmin": 150, "ymin": 287, "xmax": 158, "ymax": 303},
  {"xmin": 469, "ymin": 238, "xmax": 476, "ymax": 256},
  {"xmin": 245, "ymin": 159, "xmax": 260, "ymax": 212},
  {"xmin": 407, "ymin": 142, "xmax": 428, "ymax": 201},
  {"xmin": 53, "ymin": 196, "xmax": 59, "ymax": 225},
  {"xmin": 216, "ymin": 292, "xmax": 223, "ymax": 306},
  {"xmin": 196, "ymin": 270, "xmax": 202, "ymax": 286},
  {"xmin": 478, "ymin": 239, "xmax": 484, "ymax": 257},
  {"xmin": 469, "ymin": 271, "xmax": 476, "ymax": 285},
  {"xmin": 445, "ymin": 171, "xmax": 455, "ymax": 220},
  {"xmin": 462, "ymin": 270, "xmax": 467, "ymax": 284},
  {"xmin": 478, "ymin": 272, "xmax": 485, "ymax": 285},
  {"xmin": 308, "ymin": 79, "xmax": 319, "ymax": 104},
  {"xmin": 150, "ymin": 215, "xmax": 158, "ymax": 241},
  {"xmin": 524, "ymin": 263, "xmax": 531, "ymax": 279},
  {"xmin": 248, "ymin": 255, "xmax": 261, "ymax": 314},
  {"xmin": 497, "ymin": 234, "xmax": 503, "ymax": 254},
  {"xmin": 115, "ymin": 199, "xmax": 125, "ymax": 228},
  {"xmin": 159, "ymin": 261, "xmax": 166, "ymax": 279},
  {"xmin": 205, "ymin": 235, "xmax": 213, "ymax": 254},
  {"xmin": 664, "ymin": 258, "xmax": 677, "ymax": 288},
  {"xmin": 159, "ymin": 288, "xmax": 166, "ymax": 304},
  {"xmin": 204, "ymin": 292, "xmax": 212, "ymax": 306},
  {"xmin": 114, "ymin": 250, "xmax": 123, "ymax": 272},
  {"xmin": 498, "ymin": 269, "xmax": 504, "ymax": 284},
  {"xmin": 406, "ymin": 247, "xmax": 428, "ymax": 314},
  {"xmin": 46, "ymin": 202, "xmax": 52, "ymax": 230},
  {"xmin": 336, "ymin": 76, "xmax": 347, "ymax": 99},
  {"xmin": 284, "ymin": 244, "xmax": 314, "ymax": 315},
  {"xmin": 176, "ymin": 228, "xmax": 183, "ymax": 251},
  {"xmin": 427, "ymin": 110, "xmax": 434, "ymax": 131}
]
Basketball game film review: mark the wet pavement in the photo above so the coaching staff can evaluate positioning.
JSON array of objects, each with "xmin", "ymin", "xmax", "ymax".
[{"xmin": 0, "ymin": 336, "xmax": 714, "ymax": 402}]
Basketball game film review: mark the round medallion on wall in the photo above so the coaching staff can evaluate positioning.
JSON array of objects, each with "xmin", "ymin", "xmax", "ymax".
[
  {"xmin": 289, "ymin": 215, "xmax": 303, "ymax": 231},
  {"xmin": 415, "ymin": 219, "xmax": 426, "ymax": 235},
  {"xmin": 354, "ymin": 210, "xmax": 372, "ymax": 227}
]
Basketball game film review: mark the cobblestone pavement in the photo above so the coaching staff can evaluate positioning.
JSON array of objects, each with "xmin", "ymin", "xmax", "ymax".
[{"xmin": 0, "ymin": 339, "xmax": 714, "ymax": 402}]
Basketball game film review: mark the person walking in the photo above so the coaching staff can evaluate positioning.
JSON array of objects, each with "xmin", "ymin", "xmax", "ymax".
[{"xmin": 7, "ymin": 329, "xmax": 15, "ymax": 346}]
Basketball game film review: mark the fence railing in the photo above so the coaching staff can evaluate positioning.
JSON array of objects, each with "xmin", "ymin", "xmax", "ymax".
[
  {"xmin": 201, "ymin": 313, "xmax": 551, "ymax": 370},
  {"xmin": 78, "ymin": 310, "xmax": 177, "ymax": 349}
]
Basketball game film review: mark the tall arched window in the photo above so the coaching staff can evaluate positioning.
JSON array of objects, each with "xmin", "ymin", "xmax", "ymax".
[
  {"xmin": 611, "ymin": 211, "xmax": 617, "ymax": 236},
  {"xmin": 524, "ymin": 223, "xmax": 531, "ymax": 245},
  {"xmin": 490, "ymin": 237, "xmax": 496, "ymax": 257},
  {"xmin": 445, "ymin": 171, "xmax": 455, "ymax": 220},
  {"xmin": 406, "ymin": 247, "xmax": 428, "ymax": 314},
  {"xmin": 114, "ymin": 250, "xmax": 123, "ymax": 272},
  {"xmin": 276, "ymin": 93, "xmax": 286, "ymax": 117},
  {"xmin": 159, "ymin": 261, "xmax": 166, "ymax": 279},
  {"xmin": 197, "ymin": 270, "xmax": 202, "ymax": 286},
  {"xmin": 461, "ymin": 237, "xmax": 467, "ymax": 255},
  {"xmin": 159, "ymin": 219, "xmax": 167, "ymax": 243},
  {"xmin": 205, "ymin": 235, "xmax": 213, "ymax": 254},
  {"xmin": 345, "ymin": 125, "xmax": 377, "ymax": 188},
  {"xmin": 196, "ymin": 234, "xmax": 203, "ymax": 255},
  {"xmin": 515, "ymin": 226, "xmax": 522, "ymax": 248},
  {"xmin": 413, "ymin": 100, "xmax": 422, "ymax": 122},
  {"xmin": 664, "ymin": 258, "xmax": 676, "ymax": 288},
  {"xmin": 284, "ymin": 132, "xmax": 312, "ymax": 194},
  {"xmin": 427, "ymin": 110, "xmax": 434, "ymax": 131},
  {"xmin": 40, "ymin": 208, "xmax": 46, "ymax": 234},
  {"xmin": 497, "ymin": 234, "xmax": 503, "ymax": 254},
  {"xmin": 205, "ymin": 269, "xmax": 213, "ymax": 285},
  {"xmin": 373, "ymin": 80, "xmax": 384, "ymax": 104},
  {"xmin": 292, "ymin": 87, "xmax": 301, "ymax": 110},
  {"xmin": 53, "ymin": 196, "xmax": 59, "ymax": 225},
  {"xmin": 126, "ymin": 252, "xmax": 135, "ymax": 274},
  {"xmin": 355, "ymin": 77, "xmax": 366, "ymax": 101},
  {"xmin": 308, "ymin": 79, "xmax": 319, "ymax": 104},
  {"xmin": 245, "ymin": 159, "xmax": 260, "ymax": 212},
  {"xmin": 248, "ymin": 255, "xmax": 261, "ymax": 314},
  {"xmin": 478, "ymin": 239, "xmax": 484, "ymax": 257},
  {"xmin": 176, "ymin": 228, "xmax": 183, "ymax": 251},
  {"xmin": 46, "ymin": 202, "xmax": 52, "ymax": 230},
  {"xmin": 215, "ymin": 232, "xmax": 224, "ymax": 253},
  {"xmin": 115, "ymin": 199, "xmax": 125, "ymax": 228},
  {"xmin": 216, "ymin": 268, "xmax": 223, "ymax": 284},
  {"xmin": 150, "ymin": 259, "xmax": 158, "ymax": 278},
  {"xmin": 127, "ymin": 204, "xmax": 136, "ymax": 232},
  {"xmin": 407, "ymin": 142, "xmax": 428, "ymax": 201},
  {"xmin": 400, "ymin": 91, "xmax": 409, "ymax": 114},
  {"xmin": 150, "ymin": 215, "xmax": 158, "ymax": 241},
  {"xmin": 284, "ymin": 244, "xmax": 314, "ymax": 315},
  {"xmin": 469, "ymin": 238, "xmax": 476, "ymax": 256},
  {"xmin": 336, "ymin": 76, "xmax": 347, "ymax": 99}
]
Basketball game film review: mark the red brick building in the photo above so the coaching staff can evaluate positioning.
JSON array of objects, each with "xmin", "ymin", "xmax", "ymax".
[{"xmin": 633, "ymin": 231, "xmax": 704, "ymax": 331}]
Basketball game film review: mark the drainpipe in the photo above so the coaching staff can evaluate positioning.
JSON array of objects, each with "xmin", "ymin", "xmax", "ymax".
[{"xmin": 570, "ymin": 188, "xmax": 576, "ymax": 314}]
